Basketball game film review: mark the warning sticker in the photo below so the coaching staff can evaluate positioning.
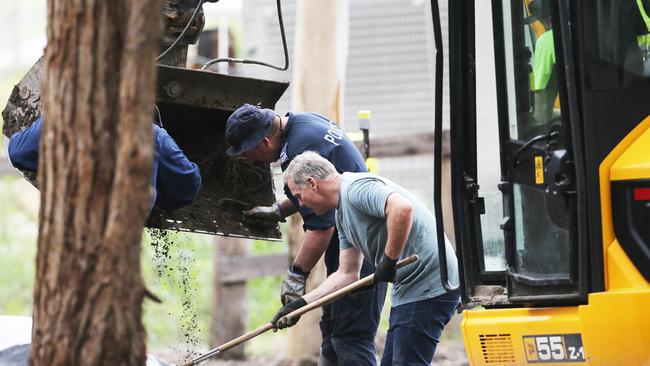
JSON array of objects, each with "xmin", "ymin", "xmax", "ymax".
[{"xmin": 535, "ymin": 156, "xmax": 544, "ymax": 184}]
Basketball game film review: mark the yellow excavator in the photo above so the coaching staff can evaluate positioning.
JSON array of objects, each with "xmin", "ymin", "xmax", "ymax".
[{"xmin": 435, "ymin": 0, "xmax": 650, "ymax": 364}]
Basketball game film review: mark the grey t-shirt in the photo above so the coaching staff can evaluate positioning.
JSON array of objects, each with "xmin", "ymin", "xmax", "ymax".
[{"xmin": 336, "ymin": 172, "xmax": 459, "ymax": 307}]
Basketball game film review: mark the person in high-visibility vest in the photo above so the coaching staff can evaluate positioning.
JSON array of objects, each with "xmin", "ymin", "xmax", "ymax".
[
  {"xmin": 636, "ymin": 0, "xmax": 650, "ymax": 65},
  {"xmin": 525, "ymin": 0, "xmax": 558, "ymax": 139}
]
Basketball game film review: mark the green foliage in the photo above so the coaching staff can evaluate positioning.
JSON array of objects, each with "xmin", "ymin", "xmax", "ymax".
[{"xmin": 0, "ymin": 177, "xmax": 38, "ymax": 316}]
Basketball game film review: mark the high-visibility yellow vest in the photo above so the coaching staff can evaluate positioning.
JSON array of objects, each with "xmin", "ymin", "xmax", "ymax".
[{"xmin": 636, "ymin": 0, "xmax": 650, "ymax": 50}]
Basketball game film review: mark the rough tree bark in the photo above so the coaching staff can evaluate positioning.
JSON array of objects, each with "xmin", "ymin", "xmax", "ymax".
[{"xmin": 30, "ymin": 1, "xmax": 162, "ymax": 365}]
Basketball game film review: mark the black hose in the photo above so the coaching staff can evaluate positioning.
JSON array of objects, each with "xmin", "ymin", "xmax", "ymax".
[
  {"xmin": 431, "ymin": 0, "xmax": 458, "ymax": 292},
  {"xmin": 201, "ymin": 0, "xmax": 289, "ymax": 71},
  {"xmin": 512, "ymin": 131, "xmax": 560, "ymax": 166},
  {"xmin": 157, "ymin": 0, "xmax": 208, "ymax": 62}
]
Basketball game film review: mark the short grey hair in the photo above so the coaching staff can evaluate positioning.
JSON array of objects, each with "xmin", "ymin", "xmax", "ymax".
[{"xmin": 284, "ymin": 151, "xmax": 338, "ymax": 188}]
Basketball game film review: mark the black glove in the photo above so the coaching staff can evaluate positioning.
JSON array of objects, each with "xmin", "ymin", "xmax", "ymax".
[
  {"xmin": 271, "ymin": 297, "xmax": 308, "ymax": 329},
  {"xmin": 374, "ymin": 254, "xmax": 397, "ymax": 283}
]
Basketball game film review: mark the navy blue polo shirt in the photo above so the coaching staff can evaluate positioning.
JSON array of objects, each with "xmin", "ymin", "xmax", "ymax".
[
  {"xmin": 7, "ymin": 116, "xmax": 201, "ymax": 211},
  {"xmin": 279, "ymin": 112, "xmax": 367, "ymax": 230}
]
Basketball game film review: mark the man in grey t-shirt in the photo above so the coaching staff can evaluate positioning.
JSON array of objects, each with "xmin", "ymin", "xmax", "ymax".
[{"xmin": 271, "ymin": 151, "xmax": 460, "ymax": 366}]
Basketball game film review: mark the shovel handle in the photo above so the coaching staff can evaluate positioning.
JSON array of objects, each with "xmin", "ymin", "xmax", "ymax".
[
  {"xmin": 283, "ymin": 254, "xmax": 419, "ymax": 322},
  {"xmin": 181, "ymin": 254, "xmax": 419, "ymax": 366}
]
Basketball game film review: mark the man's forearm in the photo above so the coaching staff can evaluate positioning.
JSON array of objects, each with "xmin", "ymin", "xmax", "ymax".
[
  {"xmin": 303, "ymin": 248, "xmax": 362, "ymax": 302},
  {"xmin": 279, "ymin": 198, "xmax": 298, "ymax": 218},
  {"xmin": 303, "ymin": 269, "xmax": 358, "ymax": 303},
  {"xmin": 293, "ymin": 227, "xmax": 335, "ymax": 272}
]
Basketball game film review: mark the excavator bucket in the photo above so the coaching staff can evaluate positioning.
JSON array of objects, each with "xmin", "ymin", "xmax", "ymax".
[
  {"xmin": 2, "ymin": 59, "xmax": 289, "ymax": 241},
  {"xmin": 150, "ymin": 66, "xmax": 288, "ymax": 239}
]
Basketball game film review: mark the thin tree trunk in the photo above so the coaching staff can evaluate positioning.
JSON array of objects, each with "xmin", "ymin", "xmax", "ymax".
[{"xmin": 30, "ymin": 1, "xmax": 162, "ymax": 365}]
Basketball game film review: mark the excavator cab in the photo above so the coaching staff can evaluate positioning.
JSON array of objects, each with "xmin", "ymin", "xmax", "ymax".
[
  {"xmin": 2, "ymin": 59, "xmax": 288, "ymax": 241},
  {"xmin": 445, "ymin": 0, "xmax": 650, "ymax": 364}
]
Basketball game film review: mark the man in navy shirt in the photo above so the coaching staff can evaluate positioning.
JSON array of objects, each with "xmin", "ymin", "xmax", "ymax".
[
  {"xmin": 7, "ymin": 116, "xmax": 201, "ymax": 211},
  {"xmin": 225, "ymin": 104, "xmax": 387, "ymax": 366}
]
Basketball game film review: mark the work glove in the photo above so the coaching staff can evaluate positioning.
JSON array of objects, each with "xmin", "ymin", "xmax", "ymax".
[
  {"xmin": 244, "ymin": 202, "xmax": 285, "ymax": 222},
  {"xmin": 374, "ymin": 254, "xmax": 397, "ymax": 283},
  {"xmin": 281, "ymin": 265, "xmax": 309, "ymax": 305},
  {"xmin": 271, "ymin": 297, "xmax": 308, "ymax": 329}
]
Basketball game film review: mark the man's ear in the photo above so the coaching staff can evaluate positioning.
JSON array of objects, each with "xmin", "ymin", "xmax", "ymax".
[{"xmin": 306, "ymin": 177, "xmax": 317, "ymax": 191}]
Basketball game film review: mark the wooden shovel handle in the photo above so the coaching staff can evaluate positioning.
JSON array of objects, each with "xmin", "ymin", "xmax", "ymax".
[
  {"xmin": 181, "ymin": 254, "xmax": 419, "ymax": 366},
  {"xmin": 283, "ymin": 254, "xmax": 419, "ymax": 321}
]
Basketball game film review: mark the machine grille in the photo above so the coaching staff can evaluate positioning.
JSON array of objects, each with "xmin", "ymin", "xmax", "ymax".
[{"xmin": 479, "ymin": 334, "xmax": 516, "ymax": 363}]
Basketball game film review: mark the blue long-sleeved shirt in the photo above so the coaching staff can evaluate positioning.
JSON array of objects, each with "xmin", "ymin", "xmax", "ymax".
[{"xmin": 7, "ymin": 116, "xmax": 201, "ymax": 210}]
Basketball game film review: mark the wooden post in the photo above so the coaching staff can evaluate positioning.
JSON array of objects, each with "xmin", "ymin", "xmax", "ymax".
[
  {"xmin": 288, "ymin": 0, "xmax": 349, "ymax": 363},
  {"xmin": 209, "ymin": 237, "xmax": 250, "ymax": 360}
]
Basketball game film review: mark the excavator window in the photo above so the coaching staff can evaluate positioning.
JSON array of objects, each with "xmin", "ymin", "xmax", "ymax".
[{"xmin": 451, "ymin": 0, "xmax": 581, "ymax": 306}]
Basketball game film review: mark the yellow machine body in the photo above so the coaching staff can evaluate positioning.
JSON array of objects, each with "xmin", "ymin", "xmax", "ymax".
[
  {"xmin": 462, "ymin": 116, "xmax": 650, "ymax": 365},
  {"xmin": 462, "ymin": 289, "xmax": 650, "ymax": 365}
]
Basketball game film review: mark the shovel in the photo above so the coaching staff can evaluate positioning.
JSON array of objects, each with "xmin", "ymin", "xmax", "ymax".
[{"xmin": 180, "ymin": 254, "xmax": 419, "ymax": 366}]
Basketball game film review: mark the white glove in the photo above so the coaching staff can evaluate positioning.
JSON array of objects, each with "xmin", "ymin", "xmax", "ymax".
[{"xmin": 244, "ymin": 202, "xmax": 285, "ymax": 222}]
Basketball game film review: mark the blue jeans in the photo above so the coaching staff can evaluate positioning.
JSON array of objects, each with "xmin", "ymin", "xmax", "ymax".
[
  {"xmin": 381, "ymin": 291, "xmax": 460, "ymax": 366},
  {"xmin": 320, "ymin": 240, "xmax": 387, "ymax": 365}
]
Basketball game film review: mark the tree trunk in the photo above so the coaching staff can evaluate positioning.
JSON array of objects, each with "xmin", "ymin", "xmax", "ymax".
[{"xmin": 30, "ymin": 1, "xmax": 162, "ymax": 365}]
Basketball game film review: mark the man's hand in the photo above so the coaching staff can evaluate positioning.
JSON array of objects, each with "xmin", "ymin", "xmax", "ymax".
[
  {"xmin": 374, "ymin": 254, "xmax": 397, "ymax": 283},
  {"xmin": 281, "ymin": 265, "xmax": 309, "ymax": 305},
  {"xmin": 271, "ymin": 297, "xmax": 308, "ymax": 329},
  {"xmin": 244, "ymin": 202, "xmax": 285, "ymax": 222}
]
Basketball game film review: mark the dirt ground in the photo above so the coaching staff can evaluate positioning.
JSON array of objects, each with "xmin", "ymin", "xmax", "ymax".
[
  {"xmin": 154, "ymin": 313, "xmax": 469, "ymax": 365},
  {"xmin": 154, "ymin": 339, "xmax": 468, "ymax": 366}
]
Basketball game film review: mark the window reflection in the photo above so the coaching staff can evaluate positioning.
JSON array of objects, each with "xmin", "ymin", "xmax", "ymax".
[
  {"xmin": 595, "ymin": 0, "xmax": 650, "ymax": 78},
  {"xmin": 508, "ymin": 0, "xmax": 562, "ymax": 141},
  {"xmin": 527, "ymin": 0, "xmax": 558, "ymax": 138}
]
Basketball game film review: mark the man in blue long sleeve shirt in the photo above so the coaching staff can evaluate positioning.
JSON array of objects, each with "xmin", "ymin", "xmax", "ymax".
[{"xmin": 7, "ymin": 116, "xmax": 201, "ymax": 211}]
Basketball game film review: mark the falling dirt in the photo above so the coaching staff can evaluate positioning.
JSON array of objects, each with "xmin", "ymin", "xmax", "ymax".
[
  {"xmin": 176, "ymin": 249, "xmax": 202, "ymax": 361},
  {"xmin": 149, "ymin": 228, "xmax": 174, "ymax": 278},
  {"xmin": 147, "ymin": 228, "xmax": 203, "ymax": 362}
]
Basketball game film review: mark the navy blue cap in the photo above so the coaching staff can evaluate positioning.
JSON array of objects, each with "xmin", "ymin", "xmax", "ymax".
[{"xmin": 225, "ymin": 103, "xmax": 276, "ymax": 156}]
